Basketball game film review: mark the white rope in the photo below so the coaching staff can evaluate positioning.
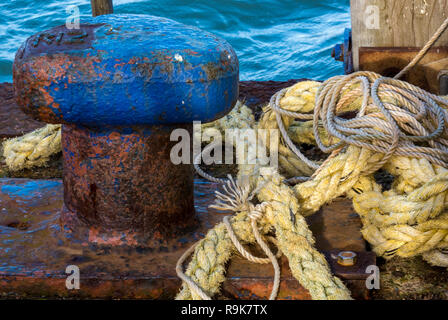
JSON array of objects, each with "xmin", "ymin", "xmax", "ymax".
[
  {"xmin": 223, "ymin": 202, "xmax": 281, "ymax": 300},
  {"xmin": 395, "ymin": 17, "xmax": 448, "ymax": 79},
  {"xmin": 175, "ymin": 242, "xmax": 212, "ymax": 300}
]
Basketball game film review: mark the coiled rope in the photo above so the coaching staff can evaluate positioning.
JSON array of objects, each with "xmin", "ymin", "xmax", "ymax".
[
  {"xmin": 394, "ymin": 16, "xmax": 448, "ymax": 79},
  {"xmin": 275, "ymin": 72, "xmax": 448, "ymax": 178},
  {"xmin": 176, "ymin": 17, "xmax": 448, "ymax": 300},
  {"xmin": 4, "ymin": 16, "xmax": 448, "ymax": 301}
]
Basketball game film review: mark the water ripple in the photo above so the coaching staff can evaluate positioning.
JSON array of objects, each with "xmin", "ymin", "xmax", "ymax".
[{"xmin": 0, "ymin": 0, "xmax": 350, "ymax": 83}]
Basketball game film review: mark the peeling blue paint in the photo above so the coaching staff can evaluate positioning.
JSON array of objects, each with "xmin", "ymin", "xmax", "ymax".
[
  {"xmin": 1, "ymin": 180, "xmax": 61, "ymax": 200},
  {"xmin": 18, "ymin": 14, "xmax": 239, "ymax": 126}
]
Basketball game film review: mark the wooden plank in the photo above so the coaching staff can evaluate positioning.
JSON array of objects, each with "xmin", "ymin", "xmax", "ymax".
[
  {"xmin": 90, "ymin": 0, "xmax": 113, "ymax": 17},
  {"xmin": 351, "ymin": 0, "xmax": 448, "ymax": 69}
]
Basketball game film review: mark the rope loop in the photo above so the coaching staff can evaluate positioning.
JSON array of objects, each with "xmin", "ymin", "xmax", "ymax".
[
  {"xmin": 270, "ymin": 71, "xmax": 448, "ymax": 176},
  {"xmin": 223, "ymin": 201, "xmax": 281, "ymax": 300}
]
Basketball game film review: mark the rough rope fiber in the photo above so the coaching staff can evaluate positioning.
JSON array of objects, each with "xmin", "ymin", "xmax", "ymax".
[
  {"xmin": 394, "ymin": 16, "xmax": 448, "ymax": 79},
  {"xmin": 5, "ymin": 16, "xmax": 448, "ymax": 301},
  {"xmin": 176, "ymin": 17, "xmax": 448, "ymax": 300},
  {"xmin": 2, "ymin": 124, "xmax": 61, "ymax": 171}
]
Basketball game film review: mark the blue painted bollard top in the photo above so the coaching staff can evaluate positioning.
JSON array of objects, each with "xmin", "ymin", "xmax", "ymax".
[{"xmin": 14, "ymin": 14, "xmax": 239, "ymax": 126}]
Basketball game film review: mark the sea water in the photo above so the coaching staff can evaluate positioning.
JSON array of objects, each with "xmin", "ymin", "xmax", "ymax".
[{"xmin": 0, "ymin": 0, "xmax": 350, "ymax": 83}]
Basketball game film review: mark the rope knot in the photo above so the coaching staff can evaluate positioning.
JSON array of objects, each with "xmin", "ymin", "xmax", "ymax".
[
  {"xmin": 272, "ymin": 72, "xmax": 448, "ymax": 177},
  {"xmin": 248, "ymin": 202, "xmax": 269, "ymax": 221}
]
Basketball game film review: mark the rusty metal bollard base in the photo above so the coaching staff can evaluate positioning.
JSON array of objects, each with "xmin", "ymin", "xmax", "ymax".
[
  {"xmin": 0, "ymin": 178, "xmax": 375, "ymax": 299},
  {"xmin": 60, "ymin": 123, "xmax": 197, "ymax": 247}
]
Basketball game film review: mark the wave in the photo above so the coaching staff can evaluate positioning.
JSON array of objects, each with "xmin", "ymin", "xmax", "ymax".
[{"xmin": 0, "ymin": 0, "xmax": 350, "ymax": 82}]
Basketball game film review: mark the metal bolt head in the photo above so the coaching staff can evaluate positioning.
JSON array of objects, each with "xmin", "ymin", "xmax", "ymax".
[
  {"xmin": 332, "ymin": 44, "xmax": 344, "ymax": 61},
  {"xmin": 337, "ymin": 251, "xmax": 357, "ymax": 266},
  {"xmin": 438, "ymin": 70, "xmax": 448, "ymax": 95}
]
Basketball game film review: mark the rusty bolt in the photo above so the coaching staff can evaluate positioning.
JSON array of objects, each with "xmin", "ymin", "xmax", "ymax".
[
  {"xmin": 331, "ymin": 43, "xmax": 344, "ymax": 61},
  {"xmin": 13, "ymin": 14, "xmax": 239, "ymax": 246},
  {"xmin": 438, "ymin": 70, "xmax": 448, "ymax": 95},
  {"xmin": 337, "ymin": 251, "xmax": 357, "ymax": 266}
]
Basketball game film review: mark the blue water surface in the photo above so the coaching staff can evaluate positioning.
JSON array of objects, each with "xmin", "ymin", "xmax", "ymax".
[{"xmin": 0, "ymin": 0, "xmax": 350, "ymax": 83}]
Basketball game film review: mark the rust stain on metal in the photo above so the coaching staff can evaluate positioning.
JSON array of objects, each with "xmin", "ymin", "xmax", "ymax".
[
  {"xmin": 14, "ymin": 53, "xmax": 102, "ymax": 123},
  {"xmin": 307, "ymin": 198, "xmax": 366, "ymax": 252},
  {"xmin": 359, "ymin": 46, "xmax": 448, "ymax": 94},
  {"xmin": 326, "ymin": 250, "xmax": 376, "ymax": 281},
  {"xmin": 17, "ymin": 24, "xmax": 102, "ymax": 60},
  {"xmin": 61, "ymin": 124, "xmax": 196, "ymax": 245},
  {"xmin": 201, "ymin": 50, "xmax": 235, "ymax": 81},
  {"xmin": 0, "ymin": 80, "xmax": 375, "ymax": 299},
  {"xmin": 13, "ymin": 25, "xmax": 105, "ymax": 124},
  {"xmin": 222, "ymin": 277, "xmax": 312, "ymax": 300},
  {"xmin": 0, "ymin": 177, "xmax": 372, "ymax": 299},
  {"xmin": 0, "ymin": 83, "xmax": 44, "ymax": 138}
]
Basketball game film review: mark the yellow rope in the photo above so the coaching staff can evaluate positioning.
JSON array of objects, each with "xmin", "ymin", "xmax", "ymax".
[
  {"xmin": 3, "ymin": 102, "xmax": 253, "ymax": 172},
  {"xmin": 176, "ymin": 166, "xmax": 352, "ymax": 300},
  {"xmin": 269, "ymin": 76, "xmax": 448, "ymax": 267},
  {"xmin": 2, "ymin": 124, "xmax": 61, "ymax": 171},
  {"xmin": 176, "ymin": 83, "xmax": 354, "ymax": 299},
  {"xmin": 7, "ymin": 78, "xmax": 448, "ymax": 299},
  {"xmin": 8, "ymin": 17, "xmax": 448, "ymax": 300},
  {"xmin": 176, "ymin": 72, "xmax": 448, "ymax": 300}
]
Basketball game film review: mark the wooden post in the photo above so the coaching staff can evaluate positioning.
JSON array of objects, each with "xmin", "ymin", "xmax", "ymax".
[
  {"xmin": 350, "ymin": 0, "xmax": 448, "ymax": 92},
  {"xmin": 351, "ymin": 0, "xmax": 448, "ymax": 69},
  {"xmin": 91, "ymin": 0, "xmax": 113, "ymax": 17}
]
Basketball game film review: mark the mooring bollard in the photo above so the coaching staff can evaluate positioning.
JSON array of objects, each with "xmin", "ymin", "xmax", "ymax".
[
  {"xmin": 2, "ymin": 13, "xmax": 375, "ymax": 299},
  {"xmin": 13, "ymin": 14, "xmax": 239, "ymax": 245}
]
